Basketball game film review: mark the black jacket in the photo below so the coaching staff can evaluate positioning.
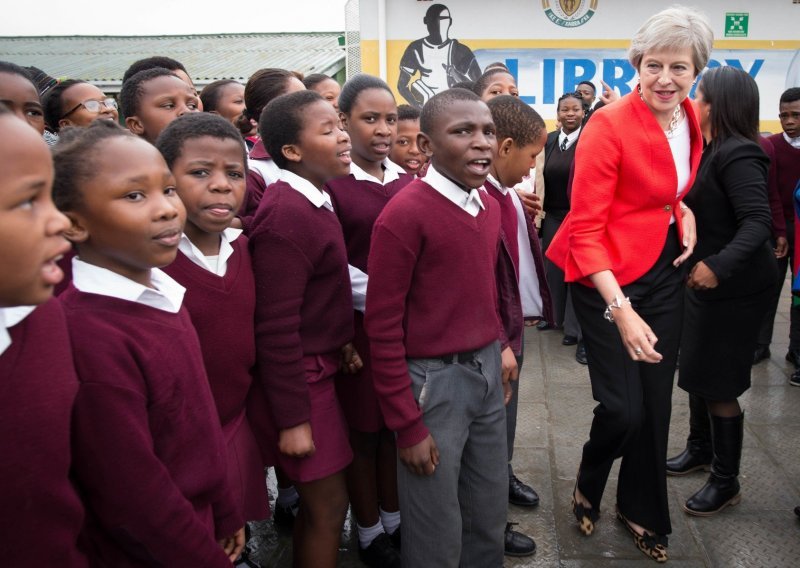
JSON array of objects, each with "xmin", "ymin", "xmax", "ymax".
[{"xmin": 684, "ymin": 136, "xmax": 778, "ymax": 300}]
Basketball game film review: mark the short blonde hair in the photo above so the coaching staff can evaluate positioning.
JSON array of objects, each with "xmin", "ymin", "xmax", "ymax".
[{"xmin": 628, "ymin": 5, "xmax": 714, "ymax": 76}]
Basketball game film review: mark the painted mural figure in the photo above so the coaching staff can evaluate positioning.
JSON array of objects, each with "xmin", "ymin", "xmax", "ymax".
[{"xmin": 397, "ymin": 4, "xmax": 482, "ymax": 107}]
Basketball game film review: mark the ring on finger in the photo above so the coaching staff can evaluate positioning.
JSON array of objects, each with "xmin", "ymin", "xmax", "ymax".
[{"xmin": 634, "ymin": 347, "xmax": 643, "ymax": 356}]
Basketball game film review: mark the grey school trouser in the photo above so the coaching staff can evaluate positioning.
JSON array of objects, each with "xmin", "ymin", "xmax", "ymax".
[{"xmin": 399, "ymin": 341, "xmax": 507, "ymax": 568}]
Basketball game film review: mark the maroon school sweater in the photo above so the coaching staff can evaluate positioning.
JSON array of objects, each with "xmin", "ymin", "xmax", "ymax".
[
  {"xmin": 326, "ymin": 171, "xmax": 414, "ymax": 272},
  {"xmin": 767, "ymin": 134, "xmax": 800, "ymax": 226},
  {"xmin": 0, "ymin": 299, "xmax": 87, "ymax": 566},
  {"xmin": 163, "ymin": 237, "xmax": 255, "ymax": 425},
  {"xmin": 249, "ymin": 180, "xmax": 354, "ymax": 430},
  {"xmin": 365, "ymin": 179, "xmax": 503, "ymax": 448},
  {"xmin": 60, "ymin": 286, "xmax": 240, "ymax": 568},
  {"xmin": 758, "ymin": 137, "xmax": 787, "ymax": 239}
]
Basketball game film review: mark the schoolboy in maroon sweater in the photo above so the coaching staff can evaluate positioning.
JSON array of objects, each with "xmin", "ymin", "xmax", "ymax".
[
  {"xmin": 157, "ymin": 113, "xmax": 269, "ymax": 530},
  {"xmin": 758, "ymin": 87, "xmax": 800, "ymax": 369},
  {"xmin": 365, "ymin": 88, "xmax": 510, "ymax": 567},
  {"xmin": 52, "ymin": 122, "xmax": 243, "ymax": 567},
  {"xmin": 0, "ymin": 107, "xmax": 87, "ymax": 566},
  {"xmin": 483, "ymin": 95, "xmax": 552, "ymax": 557}
]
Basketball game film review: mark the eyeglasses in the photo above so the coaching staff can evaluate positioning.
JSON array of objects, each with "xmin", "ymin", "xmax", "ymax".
[{"xmin": 62, "ymin": 98, "xmax": 118, "ymax": 118}]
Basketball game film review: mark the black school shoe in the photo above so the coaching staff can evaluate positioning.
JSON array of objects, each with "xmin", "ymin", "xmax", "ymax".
[
  {"xmin": 504, "ymin": 523, "xmax": 536, "ymax": 557},
  {"xmin": 790, "ymin": 368, "xmax": 800, "ymax": 387},
  {"xmin": 575, "ymin": 341, "xmax": 588, "ymax": 365},
  {"xmin": 752, "ymin": 345, "xmax": 771, "ymax": 365},
  {"xmin": 509, "ymin": 474, "xmax": 540, "ymax": 507},
  {"xmin": 359, "ymin": 532, "xmax": 401, "ymax": 568},
  {"xmin": 273, "ymin": 499, "xmax": 299, "ymax": 529},
  {"xmin": 562, "ymin": 335, "xmax": 579, "ymax": 346},
  {"xmin": 388, "ymin": 525, "xmax": 401, "ymax": 549}
]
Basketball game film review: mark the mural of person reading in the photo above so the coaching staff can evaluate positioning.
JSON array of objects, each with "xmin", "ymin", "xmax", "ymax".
[{"xmin": 397, "ymin": 4, "xmax": 482, "ymax": 108}]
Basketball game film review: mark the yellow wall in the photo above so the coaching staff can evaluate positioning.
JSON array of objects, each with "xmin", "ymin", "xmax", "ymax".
[{"xmin": 360, "ymin": 39, "xmax": 798, "ymax": 133}]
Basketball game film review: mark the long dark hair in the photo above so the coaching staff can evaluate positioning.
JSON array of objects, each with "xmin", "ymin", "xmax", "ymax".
[{"xmin": 698, "ymin": 66, "xmax": 759, "ymax": 147}]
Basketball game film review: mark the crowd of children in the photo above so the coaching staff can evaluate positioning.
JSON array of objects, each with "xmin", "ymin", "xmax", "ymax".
[{"xmin": 1, "ymin": 49, "xmax": 799, "ymax": 568}]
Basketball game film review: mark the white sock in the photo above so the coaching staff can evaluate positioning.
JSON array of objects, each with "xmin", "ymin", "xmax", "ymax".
[
  {"xmin": 357, "ymin": 520, "xmax": 385, "ymax": 549},
  {"xmin": 276, "ymin": 485, "xmax": 299, "ymax": 508},
  {"xmin": 379, "ymin": 508, "xmax": 401, "ymax": 535}
]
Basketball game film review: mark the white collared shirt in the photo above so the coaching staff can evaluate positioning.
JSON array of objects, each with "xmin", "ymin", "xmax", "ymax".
[
  {"xmin": 349, "ymin": 158, "xmax": 405, "ymax": 186},
  {"xmin": 424, "ymin": 164, "xmax": 485, "ymax": 217},
  {"xmin": 344, "ymin": 160, "xmax": 405, "ymax": 313},
  {"xmin": 279, "ymin": 169, "xmax": 334, "ymax": 212},
  {"xmin": 178, "ymin": 228, "xmax": 242, "ymax": 277},
  {"xmin": 558, "ymin": 126, "xmax": 581, "ymax": 151},
  {"xmin": 666, "ymin": 114, "xmax": 691, "ymax": 225},
  {"xmin": 0, "ymin": 305, "xmax": 37, "ymax": 356},
  {"xmin": 71, "ymin": 258, "xmax": 185, "ymax": 314},
  {"xmin": 784, "ymin": 132, "xmax": 800, "ymax": 149},
  {"xmin": 486, "ymin": 173, "xmax": 507, "ymax": 195}
]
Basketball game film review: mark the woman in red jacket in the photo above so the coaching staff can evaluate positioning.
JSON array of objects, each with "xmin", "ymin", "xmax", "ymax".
[{"xmin": 546, "ymin": 6, "xmax": 713, "ymax": 563}]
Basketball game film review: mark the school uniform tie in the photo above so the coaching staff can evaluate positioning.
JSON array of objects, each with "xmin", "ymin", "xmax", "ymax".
[{"xmin": 560, "ymin": 137, "xmax": 568, "ymax": 152}]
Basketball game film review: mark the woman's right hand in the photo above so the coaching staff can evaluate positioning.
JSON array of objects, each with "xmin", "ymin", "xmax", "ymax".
[
  {"xmin": 612, "ymin": 305, "xmax": 663, "ymax": 363},
  {"xmin": 278, "ymin": 422, "xmax": 316, "ymax": 458}
]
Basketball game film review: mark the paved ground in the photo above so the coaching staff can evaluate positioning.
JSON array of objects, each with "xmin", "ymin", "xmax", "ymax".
[{"xmin": 248, "ymin": 279, "xmax": 800, "ymax": 567}]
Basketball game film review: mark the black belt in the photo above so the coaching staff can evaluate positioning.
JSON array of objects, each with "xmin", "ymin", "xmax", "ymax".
[{"xmin": 440, "ymin": 350, "xmax": 477, "ymax": 365}]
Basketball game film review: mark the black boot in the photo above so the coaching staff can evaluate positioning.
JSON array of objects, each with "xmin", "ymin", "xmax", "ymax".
[
  {"xmin": 666, "ymin": 394, "xmax": 712, "ymax": 475},
  {"xmin": 683, "ymin": 413, "xmax": 743, "ymax": 516}
]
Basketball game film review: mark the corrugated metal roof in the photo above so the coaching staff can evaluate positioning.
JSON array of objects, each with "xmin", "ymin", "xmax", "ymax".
[{"xmin": 0, "ymin": 33, "xmax": 345, "ymax": 90}]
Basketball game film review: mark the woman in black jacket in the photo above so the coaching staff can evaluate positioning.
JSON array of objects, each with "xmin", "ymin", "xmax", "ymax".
[{"xmin": 667, "ymin": 66, "xmax": 778, "ymax": 516}]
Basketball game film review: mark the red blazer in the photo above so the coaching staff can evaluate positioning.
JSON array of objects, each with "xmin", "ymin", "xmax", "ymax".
[{"xmin": 546, "ymin": 90, "xmax": 703, "ymax": 287}]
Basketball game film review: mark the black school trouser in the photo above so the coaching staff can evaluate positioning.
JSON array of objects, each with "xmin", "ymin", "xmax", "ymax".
[
  {"xmin": 757, "ymin": 228, "xmax": 800, "ymax": 350},
  {"xmin": 570, "ymin": 225, "xmax": 685, "ymax": 535}
]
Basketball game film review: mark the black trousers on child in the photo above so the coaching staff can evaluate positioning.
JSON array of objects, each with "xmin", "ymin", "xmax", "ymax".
[{"xmin": 570, "ymin": 225, "xmax": 685, "ymax": 536}]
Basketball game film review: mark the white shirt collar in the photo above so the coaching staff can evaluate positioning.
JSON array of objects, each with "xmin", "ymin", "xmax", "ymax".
[
  {"xmin": 486, "ymin": 174, "xmax": 509, "ymax": 195},
  {"xmin": 178, "ymin": 228, "xmax": 242, "ymax": 276},
  {"xmin": 71, "ymin": 257, "xmax": 185, "ymax": 313},
  {"xmin": 424, "ymin": 164, "xmax": 485, "ymax": 217},
  {"xmin": 279, "ymin": 169, "xmax": 334, "ymax": 211},
  {"xmin": 0, "ymin": 305, "xmax": 37, "ymax": 356},
  {"xmin": 783, "ymin": 132, "xmax": 800, "ymax": 149},
  {"xmin": 349, "ymin": 158, "xmax": 405, "ymax": 185},
  {"xmin": 558, "ymin": 126, "xmax": 581, "ymax": 150}
]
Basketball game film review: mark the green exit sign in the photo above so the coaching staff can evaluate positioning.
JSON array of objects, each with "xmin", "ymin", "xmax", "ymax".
[{"xmin": 725, "ymin": 12, "xmax": 749, "ymax": 37}]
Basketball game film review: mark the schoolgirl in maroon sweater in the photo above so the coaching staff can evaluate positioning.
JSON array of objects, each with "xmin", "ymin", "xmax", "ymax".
[
  {"xmin": 241, "ymin": 68, "xmax": 306, "ymax": 223},
  {"xmin": 156, "ymin": 114, "xmax": 270, "ymax": 531},
  {"xmin": 325, "ymin": 74, "xmax": 412, "ymax": 567},
  {"xmin": 249, "ymin": 90, "xmax": 361, "ymax": 568},
  {"xmin": 0, "ymin": 107, "xmax": 87, "ymax": 566},
  {"xmin": 51, "ymin": 121, "xmax": 243, "ymax": 567}
]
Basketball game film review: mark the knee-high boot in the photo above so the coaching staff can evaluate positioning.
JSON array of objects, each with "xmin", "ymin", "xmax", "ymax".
[
  {"xmin": 666, "ymin": 394, "xmax": 712, "ymax": 475},
  {"xmin": 683, "ymin": 412, "xmax": 743, "ymax": 516}
]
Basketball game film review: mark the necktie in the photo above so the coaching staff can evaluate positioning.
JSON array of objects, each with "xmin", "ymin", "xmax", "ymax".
[{"xmin": 560, "ymin": 137, "xmax": 568, "ymax": 152}]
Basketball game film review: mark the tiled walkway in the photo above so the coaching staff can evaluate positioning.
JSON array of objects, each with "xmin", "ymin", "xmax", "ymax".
[{"xmin": 250, "ymin": 280, "xmax": 800, "ymax": 567}]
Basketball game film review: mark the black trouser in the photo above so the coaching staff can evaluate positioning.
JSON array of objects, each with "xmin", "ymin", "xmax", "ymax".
[
  {"xmin": 571, "ymin": 226, "xmax": 685, "ymax": 535},
  {"xmin": 542, "ymin": 211, "xmax": 581, "ymax": 337},
  {"xmin": 757, "ymin": 227, "xmax": 800, "ymax": 350},
  {"xmin": 506, "ymin": 351, "xmax": 523, "ymax": 464}
]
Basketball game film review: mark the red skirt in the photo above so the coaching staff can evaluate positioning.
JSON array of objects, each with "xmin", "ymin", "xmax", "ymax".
[
  {"xmin": 335, "ymin": 312, "xmax": 385, "ymax": 433},
  {"xmin": 276, "ymin": 353, "xmax": 353, "ymax": 483},
  {"xmin": 222, "ymin": 411, "xmax": 270, "ymax": 521}
]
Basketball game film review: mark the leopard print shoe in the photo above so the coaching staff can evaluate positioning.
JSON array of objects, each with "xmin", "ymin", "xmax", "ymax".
[
  {"xmin": 571, "ymin": 484, "xmax": 599, "ymax": 536},
  {"xmin": 616, "ymin": 507, "xmax": 668, "ymax": 563}
]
